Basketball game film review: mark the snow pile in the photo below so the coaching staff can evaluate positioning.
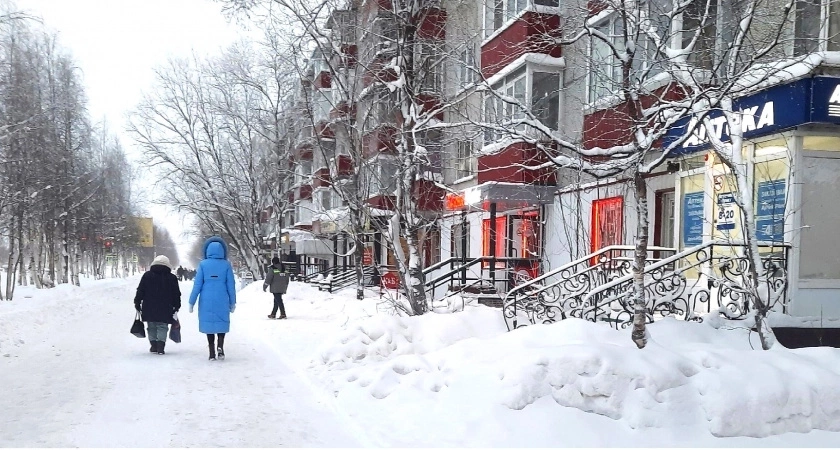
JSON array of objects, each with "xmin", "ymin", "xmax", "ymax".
[
  {"xmin": 312, "ymin": 305, "xmax": 840, "ymax": 439},
  {"xmin": 0, "ymin": 277, "xmax": 133, "ymax": 357}
]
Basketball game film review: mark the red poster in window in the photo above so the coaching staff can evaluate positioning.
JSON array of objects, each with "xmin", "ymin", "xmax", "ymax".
[
  {"xmin": 363, "ymin": 246, "xmax": 374, "ymax": 266},
  {"xmin": 590, "ymin": 196, "xmax": 624, "ymax": 254}
]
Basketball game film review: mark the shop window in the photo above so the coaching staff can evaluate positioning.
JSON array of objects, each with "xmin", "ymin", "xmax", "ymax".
[
  {"xmin": 511, "ymin": 210, "xmax": 541, "ymax": 258},
  {"xmin": 590, "ymin": 196, "xmax": 624, "ymax": 253},
  {"xmin": 482, "ymin": 217, "xmax": 507, "ymax": 258}
]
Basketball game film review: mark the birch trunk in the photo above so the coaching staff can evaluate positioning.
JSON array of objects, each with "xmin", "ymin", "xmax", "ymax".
[{"xmin": 631, "ymin": 170, "xmax": 649, "ymax": 349}]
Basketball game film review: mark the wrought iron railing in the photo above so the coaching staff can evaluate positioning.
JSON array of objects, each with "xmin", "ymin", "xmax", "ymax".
[
  {"xmin": 503, "ymin": 241, "xmax": 789, "ymax": 331},
  {"xmin": 502, "ymin": 245, "xmax": 676, "ymax": 330}
]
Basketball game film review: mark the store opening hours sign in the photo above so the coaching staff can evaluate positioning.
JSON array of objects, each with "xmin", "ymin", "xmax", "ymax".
[{"xmin": 716, "ymin": 192, "xmax": 738, "ymax": 231}]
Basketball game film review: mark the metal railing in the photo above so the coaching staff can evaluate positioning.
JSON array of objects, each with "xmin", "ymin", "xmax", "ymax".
[
  {"xmin": 502, "ymin": 245, "xmax": 676, "ymax": 330},
  {"xmin": 503, "ymin": 241, "xmax": 789, "ymax": 331}
]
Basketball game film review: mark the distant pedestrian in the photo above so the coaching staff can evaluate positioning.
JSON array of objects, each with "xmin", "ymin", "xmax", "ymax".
[
  {"xmin": 188, "ymin": 236, "xmax": 236, "ymax": 361},
  {"xmin": 264, "ymin": 256, "xmax": 290, "ymax": 319},
  {"xmin": 176, "ymin": 266, "xmax": 185, "ymax": 281},
  {"xmin": 134, "ymin": 255, "xmax": 181, "ymax": 355}
]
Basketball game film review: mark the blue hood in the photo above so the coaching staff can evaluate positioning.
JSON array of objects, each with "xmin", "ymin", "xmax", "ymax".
[{"xmin": 203, "ymin": 236, "xmax": 228, "ymax": 260}]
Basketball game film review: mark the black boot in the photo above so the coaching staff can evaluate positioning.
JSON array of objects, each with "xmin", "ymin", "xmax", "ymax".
[
  {"xmin": 217, "ymin": 346, "xmax": 225, "ymax": 360},
  {"xmin": 150, "ymin": 341, "xmax": 157, "ymax": 353},
  {"xmin": 157, "ymin": 341, "xmax": 165, "ymax": 355},
  {"xmin": 209, "ymin": 345, "xmax": 216, "ymax": 361}
]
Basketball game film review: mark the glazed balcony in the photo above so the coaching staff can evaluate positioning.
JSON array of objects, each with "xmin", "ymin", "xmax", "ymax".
[
  {"xmin": 362, "ymin": 124, "xmax": 398, "ymax": 159},
  {"xmin": 477, "ymin": 142, "xmax": 557, "ymax": 185},
  {"xmin": 481, "ymin": 11, "xmax": 562, "ymax": 79}
]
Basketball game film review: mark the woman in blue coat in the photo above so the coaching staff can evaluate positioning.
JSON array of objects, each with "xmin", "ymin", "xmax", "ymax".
[{"xmin": 188, "ymin": 236, "xmax": 237, "ymax": 360}]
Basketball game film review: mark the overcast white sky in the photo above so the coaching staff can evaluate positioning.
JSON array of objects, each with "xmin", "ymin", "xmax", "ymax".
[{"xmin": 17, "ymin": 0, "xmax": 253, "ymax": 264}]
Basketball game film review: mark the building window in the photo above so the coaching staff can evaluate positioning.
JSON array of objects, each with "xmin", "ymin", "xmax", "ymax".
[
  {"xmin": 484, "ymin": 67, "xmax": 526, "ymax": 144},
  {"xmin": 484, "ymin": 66, "xmax": 560, "ymax": 143},
  {"xmin": 511, "ymin": 210, "xmax": 541, "ymax": 258},
  {"xmin": 482, "ymin": 217, "xmax": 507, "ymax": 258},
  {"xmin": 295, "ymin": 159, "xmax": 312, "ymax": 185},
  {"xmin": 455, "ymin": 140, "xmax": 474, "ymax": 179},
  {"xmin": 486, "ymin": 0, "xmax": 559, "ymax": 35},
  {"xmin": 681, "ymin": 0, "xmax": 718, "ymax": 71},
  {"xmin": 451, "ymin": 219, "xmax": 470, "ymax": 259},
  {"xmin": 320, "ymin": 190, "xmax": 332, "ymax": 212},
  {"xmin": 421, "ymin": 226, "xmax": 441, "ymax": 267},
  {"xmin": 456, "ymin": 45, "xmax": 477, "ymax": 89},
  {"xmin": 417, "ymin": 41, "xmax": 443, "ymax": 94},
  {"xmin": 532, "ymin": 72, "xmax": 560, "ymax": 130}
]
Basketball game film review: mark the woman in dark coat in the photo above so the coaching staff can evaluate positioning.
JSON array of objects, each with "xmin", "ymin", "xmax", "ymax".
[{"xmin": 134, "ymin": 254, "xmax": 181, "ymax": 355}]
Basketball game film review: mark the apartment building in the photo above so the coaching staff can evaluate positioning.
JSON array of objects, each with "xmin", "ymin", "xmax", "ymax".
[
  {"xmin": 284, "ymin": 0, "xmax": 840, "ymax": 321},
  {"xmin": 546, "ymin": 0, "xmax": 840, "ymax": 319}
]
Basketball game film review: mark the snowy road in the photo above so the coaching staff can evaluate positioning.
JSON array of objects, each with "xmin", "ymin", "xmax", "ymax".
[{"xmin": 0, "ymin": 277, "xmax": 361, "ymax": 447}]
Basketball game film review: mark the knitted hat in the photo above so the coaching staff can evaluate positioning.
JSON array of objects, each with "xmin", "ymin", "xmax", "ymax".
[
  {"xmin": 271, "ymin": 256, "xmax": 280, "ymax": 264},
  {"xmin": 152, "ymin": 254, "xmax": 171, "ymax": 269}
]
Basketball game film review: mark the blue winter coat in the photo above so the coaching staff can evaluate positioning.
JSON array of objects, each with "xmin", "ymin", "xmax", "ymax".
[{"xmin": 189, "ymin": 236, "xmax": 236, "ymax": 334}]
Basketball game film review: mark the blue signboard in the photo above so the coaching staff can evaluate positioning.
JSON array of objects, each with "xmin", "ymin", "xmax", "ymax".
[
  {"xmin": 755, "ymin": 179, "xmax": 786, "ymax": 242},
  {"xmin": 665, "ymin": 76, "xmax": 840, "ymax": 155},
  {"xmin": 682, "ymin": 191, "xmax": 705, "ymax": 246}
]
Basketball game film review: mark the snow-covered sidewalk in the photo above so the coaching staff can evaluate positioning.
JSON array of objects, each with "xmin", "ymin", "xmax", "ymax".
[
  {"xmin": 2, "ymin": 276, "xmax": 840, "ymax": 447},
  {"xmin": 0, "ymin": 276, "xmax": 360, "ymax": 447}
]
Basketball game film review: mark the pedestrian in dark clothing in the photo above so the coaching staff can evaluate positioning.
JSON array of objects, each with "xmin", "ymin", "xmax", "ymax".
[
  {"xmin": 134, "ymin": 255, "xmax": 181, "ymax": 355},
  {"xmin": 176, "ymin": 266, "xmax": 184, "ymax": 281},
  {"xmin": 188, "ymin": 236, "xmax": 236, "ymax": 361},
  {"xmin": 264, "ymin": 256, "xmax": 290, "ymax": 319}
]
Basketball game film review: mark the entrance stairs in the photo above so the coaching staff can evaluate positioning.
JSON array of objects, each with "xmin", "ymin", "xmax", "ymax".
[{"xmin": 502, "ymin": 241, "xmax": 789, "ymax": 331}]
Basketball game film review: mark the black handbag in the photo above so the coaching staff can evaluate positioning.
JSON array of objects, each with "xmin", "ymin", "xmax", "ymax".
[
  {"xmin": 130, "ymin": 311, "xmax": 146, "ymax": 338},
  {"xmin": 169, "ymin": 313, "xmax": 181, "ymax": 343}
]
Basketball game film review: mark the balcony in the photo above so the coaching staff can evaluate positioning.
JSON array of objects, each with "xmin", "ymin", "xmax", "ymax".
[
  {"xmin": 329, "ymin": 100, "xmax": 356, "ymax": 120},
  {"xmin": 313, "ymin": 168, "xmax": 332, "ymax": 188},
  {"xmin": 315, "ymin": 122, "xmax": 335, "ymax": 140},
  {"xmin": 481, "ymin": 11, "xmax": 562, "ymax": 79},
  {"xmin": 331, "ymin": 154, "xmax": 355, "ymax": 179},
  {"xmin": 313, "ymin": 70, "xmax": 331, "ymax": 89},
  {"xmin": 293, "ymin": 143, "xmax": 314, "ymax": 161},
  {"xmin": 364, "ymin": 179, "xmax": 445, "ymax": 212},
  {"xmin": 362, "ymin": 124, "xmax": 397, "ymax": 159},
  {"xmin": 477, "ymin": 142, "xmax": 556, "ymax": 185},
  {"xmin": 296, "ymin": 184, "xmax": 313, "ymax": 201},
  {"xmin": 362, "ymin": 56, "xmax": 399, "ymax": 87},
  {"xmin": 334, "ymin": 44, "xmax": 358, "ymax": 68},
  {"xmin": 414, "ymin": 7, "xmax": 446, "ymax": 40},
  {"xmin": 412, "ymin": 178, "xmax": 445, "ymax": 211},
  {"xmin": 416, "ymin": 93, "xmax": 443, "ymax": 120}
]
